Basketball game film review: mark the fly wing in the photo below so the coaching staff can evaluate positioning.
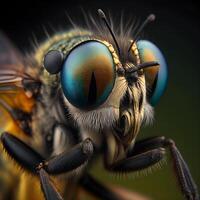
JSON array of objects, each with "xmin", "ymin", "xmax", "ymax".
[{"xmin": 0, "ymin": 32, "xmax": 40, "ymax": 136}]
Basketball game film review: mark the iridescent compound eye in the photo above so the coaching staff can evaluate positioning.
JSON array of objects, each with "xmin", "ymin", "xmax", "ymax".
[
  {"xmin": 61, "ymin": 41, "xmax": 116, "ymax": 109},
  {"xmin": 137, "ymin": 40, "xmax": 168, "ymax": 106}
]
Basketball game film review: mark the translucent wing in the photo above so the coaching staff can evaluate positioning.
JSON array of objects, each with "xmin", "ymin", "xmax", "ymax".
[{"xmin": 0, "ymin": 32, "xmax": 40, "ymax": 137}]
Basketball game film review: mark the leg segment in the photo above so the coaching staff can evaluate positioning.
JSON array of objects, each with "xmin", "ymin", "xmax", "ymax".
[
  {"xmin": 44, "ymin": 138, "xmax": 93, "ymax": 174},
  {"xmin": 1, "ymin": 132, "xmax": 44, "ymax": 173},
  {"xmin": 166, "ymin": 139, "xmax": 199, "ymax": 200},
  {"xmin": 1, "ymin": 132, "xmax": 62, "ymax": 200},
  {"xmin": 1, "ymin": 132, "xmax": 94, "ymax": 175},
  {"xmin": 106, "ymin": 136, "xmax": 199, "ymax": 200},
  {"xmin": 127, "ymin": 136, "xmax": 165, "ymax": 156},
  {"xmin": 131, "ymin": 137, "xmax": 199, "ymax": 200},
  {"xmin": 1, "ymin": 132, "xmax": 94, "ymax": 200},
  {"xmin": 109, "ymin": 148, "xmax": 165, "ymax": 172},
  {"xmin": 39, "ymin": 168, "xmax": 63, "ymax": 200},
  {"xmin": 39, "ymin": 139, "xmax": 93, "ymax": 200}
]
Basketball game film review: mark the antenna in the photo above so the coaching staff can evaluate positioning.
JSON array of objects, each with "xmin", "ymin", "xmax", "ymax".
[
  {"xmin": 98, "ymin": 9, "xmax": 121, "ymax": 57},
  {"xmin": 128, "ymin": 14, "xmax": 156, "ymax": 52},
  {"xmin": 126, "ymin": 61, "xmax": 159, "ymax": 73}
]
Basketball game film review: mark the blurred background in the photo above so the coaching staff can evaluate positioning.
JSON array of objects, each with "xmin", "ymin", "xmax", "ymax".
[{"xmin": 0, "ymin": 0, "xmax": 200, "ymax": 199}]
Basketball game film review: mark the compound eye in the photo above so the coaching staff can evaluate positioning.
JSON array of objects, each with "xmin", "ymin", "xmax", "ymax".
[
  {"xmin": 61, "ymin": 41, "xmax": 115, "ymax": 109},
  {"xmin": 137, "ymin": 40, "xmax": 168, "ymax": 106}
]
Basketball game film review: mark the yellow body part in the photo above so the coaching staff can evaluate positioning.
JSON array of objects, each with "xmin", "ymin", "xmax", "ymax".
[{"xmin": 17, "ymin": 175, "xmax": 43, "ymax": 200}]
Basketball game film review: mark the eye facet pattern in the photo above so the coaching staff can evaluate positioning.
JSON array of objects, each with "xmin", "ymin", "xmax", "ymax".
[
  {"xmin": 61, "ymin": 41, "xmax": 115, "ymax": 109},
  {"xmin": 137, "ymin": 40, "xmax": 168, "ymax": 106}
]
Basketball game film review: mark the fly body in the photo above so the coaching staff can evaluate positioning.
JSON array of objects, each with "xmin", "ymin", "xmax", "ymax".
[{"xmin": 0, "ymin": 9, "xmax": 199, "ymax": 200}]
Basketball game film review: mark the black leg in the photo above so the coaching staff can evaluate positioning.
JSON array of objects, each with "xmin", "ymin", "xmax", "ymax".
[
  {"xmin": 44, "ymin": 138, "xmax": 94, "ymax": 174},
  {"xmin": 1, "ymin": 132, "xmax": 63, "ymax": 200},
  {"xmin": 127, "ymin": 136, "xmax": 165, "ymax": 156},
  {"xmin": 166, "ymin": 139, "xmax": 199, "ymax": 200},
  {"xmin": 1, "ymin": 132, "xmax": 94, "ymax": 200},
  {"xmin": 131, "ymin": 136, "xmax": 199, "ymax": 200},
  {"xmin": 39, "ymin": 168, "xmax": 63, "ymax": 200},
  {"xmin": 80, "ymin": 174, "xmax": 121, "ymax": 200},
  {"xmin": 107, "ymin": 148, "xmax": 165, "ymax": 172},
  {"xmin": 1, "ymin": 132, "xmax": 94, "ymax": 175},
  {"xmin": 1, "ymin": 132, "xmax": 44, "ymax": 173},
  {"xmin": 107, "ymin": 136, "xmax": 199, "ymax": 200},
  {"xmin": 39, "ymin": 140, "xmax": 93, "ymax": 200}
]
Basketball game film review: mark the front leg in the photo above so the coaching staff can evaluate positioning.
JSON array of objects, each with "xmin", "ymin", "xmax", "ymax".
[
  {"xmin": 43, "ymin": 138, "xmax": 93, "ymax": 174},
  {"xmin": 39, "ymin": 168, "xmax": 64, "ymax": 200},
  {"xmin": 104, "ymin": 135, "xmax": 199, "ymax": 200},
  {"xmin": 130, "ymin": 136, "xmax": 199, "ymax": 200},
  {"xmin": 1, "ymin": 132, "xmax": 122, "ymax": 200},
  {"xmin": 1, "ymin": 132, "xmax": 94, "ymax": 200},
  {"xmin": 108, "ymin": 148, "xmax": 165, "ymax": 172}
]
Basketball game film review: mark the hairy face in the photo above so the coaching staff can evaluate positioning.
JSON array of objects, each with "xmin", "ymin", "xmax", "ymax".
[
  {"xmin": 63, "ymin": 67, "xmax": 153, "ymax": 140},
  {"xmin": 58, "ymin": 16, "xmax": 155, "ymax": 145}
]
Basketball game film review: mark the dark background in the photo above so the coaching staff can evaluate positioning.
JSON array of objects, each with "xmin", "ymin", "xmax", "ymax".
[{"xmin": 0, "ymin": 0, "xmax": 200, "ymax": 199}]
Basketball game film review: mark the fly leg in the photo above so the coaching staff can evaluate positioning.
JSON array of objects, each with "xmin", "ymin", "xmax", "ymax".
[
  {"xmin": 1, "ymin": 132, "xmax": 94, "ymax": 200},
  {"xmin": 38, "ymin": 168, "xmax": 64, "ymax": 200},
  {"xmin": 105, "ymin": 136, "xmax": 199, "ymax": 200},
  {"xmin": 1, "ymin": 132, "xmax": 44, "ymax": 173},
  {"xmin": 106, "ymin": 145, "xmax": 165, "ymax": 172},
  {"xmin": 41, "ymin": 137, "xmax": 94, "ymax": 175},
  {"xmin": 38, "ymin": 137, "xmax": 94, "ymax": 200},
  {"xmin": 128, "ymin": 136, "xmax": 199, "ymax": 200},
  {"xmin": 1, "ymin": 132, "xmax": 63, "ymax": 200}
]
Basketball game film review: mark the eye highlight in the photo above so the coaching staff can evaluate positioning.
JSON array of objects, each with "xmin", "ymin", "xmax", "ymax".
[{"xmin": 61, "ymin": 41, "xmax": 116, "ymax": 109}]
